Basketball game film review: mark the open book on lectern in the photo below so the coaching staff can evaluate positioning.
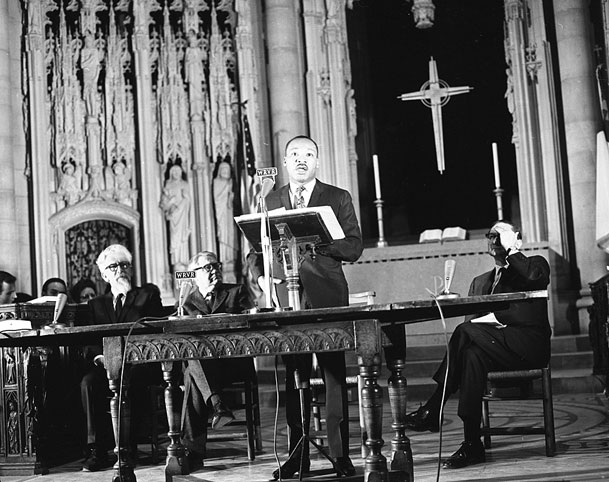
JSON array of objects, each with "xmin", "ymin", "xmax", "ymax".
[{"xmin": 234, "ymin": 206, "xmax": 345, "ymax": 252}]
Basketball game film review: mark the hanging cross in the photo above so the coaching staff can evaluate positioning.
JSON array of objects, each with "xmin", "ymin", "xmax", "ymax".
[{"xmin": 398, "ymin": 57, "xmax": 473, "ymax": 173}]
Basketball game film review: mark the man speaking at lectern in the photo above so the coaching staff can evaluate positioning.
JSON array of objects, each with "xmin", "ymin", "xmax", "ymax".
[{"xmin": 248, "ymin": 135, "xmax": 363, "ymax": 479}]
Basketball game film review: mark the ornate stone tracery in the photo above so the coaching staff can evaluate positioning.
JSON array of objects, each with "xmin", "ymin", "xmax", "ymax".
[{"xmin": 22, "ymin": 0, "xmax": 264, "ymax": 293}]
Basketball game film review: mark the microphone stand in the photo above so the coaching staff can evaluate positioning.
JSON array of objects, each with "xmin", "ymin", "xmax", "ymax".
[{"xmin": 258, "ymin": 193, "xmax": 277, "ymax": 311}]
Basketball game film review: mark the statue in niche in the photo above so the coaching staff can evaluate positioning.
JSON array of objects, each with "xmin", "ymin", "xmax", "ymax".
[
  {"xmin": 160, "ymin": 161, "xmax": 191, "ymax": 267},
  {"xmin": 505, "ymin": 67, "xmax": 515, "ymax": 114},
  {"xmin": 81, "ymin": 34, "xmax": 101, "ymax": 117},
  {"xmin": 7, "ymin": 400, "xmax": 19, "ymax": 454},
  {"xmin": 57, "ymin": 159, "xmax": 83, "ymax": 206},
  {"xmin": 105, "ymin": 158, "xmax": 133, "ymax": 205},
  {"xmin": 4, "ymin": 350, "xmax": 16, "ymax": 385},
  {"xmin": 213, "ymin": 160, "xmax": 236, "ymax": 277},
  {"xmin": 184, "ymin": 32, "xmax": 206, "ymax": 117}
]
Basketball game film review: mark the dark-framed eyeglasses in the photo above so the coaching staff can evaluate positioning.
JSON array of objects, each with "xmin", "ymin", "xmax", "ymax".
[
  {"xmin": 105, "ymin": 262, "xmax": 132, "ymax": 273},
  {"xmin": 485, "ymin": 232, "xmax": 500, "ymax": 242},
  {"xmin": 194, "ymin": 262, "xmax": 222, "ymax": 273}
]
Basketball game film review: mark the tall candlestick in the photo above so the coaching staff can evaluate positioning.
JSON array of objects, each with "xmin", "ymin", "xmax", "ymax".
[
  {"xmin": 372, "ymin": 154, "xmax": 382, "ymax": 200},
  {"xmin": 492, "ymin": 142, "xmax": 501, "ymax": 188}
]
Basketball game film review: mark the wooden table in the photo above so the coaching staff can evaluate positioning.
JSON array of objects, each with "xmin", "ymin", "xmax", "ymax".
[{"xmin": 0, "ymin": 291, "xmax": 547, "ymax": 482}]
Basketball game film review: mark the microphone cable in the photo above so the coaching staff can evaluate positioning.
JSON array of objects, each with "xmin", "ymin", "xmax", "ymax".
[
  {"xmin": 115, "ymin": 312, "xmax": 175, "ymax": 475},
  {"xmin": 272, "ymin": 355, "xmax": 283, "ymax": 481},
  {"xmin": 427, "ymin": 293, "xmax": 451, "ymax": 482}
]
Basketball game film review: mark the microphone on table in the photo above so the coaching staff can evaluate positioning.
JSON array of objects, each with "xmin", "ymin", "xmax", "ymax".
[
  {"xmin": 50, "ymin": 293, "xmax": 68, "ymax": 328},
  {"xmin": 436, "ymin": 259, "xmax": 460, "ymax": 299},
  {"xmin": 177, "ymin": 280, "xmax": 194, "ymax": 317}
]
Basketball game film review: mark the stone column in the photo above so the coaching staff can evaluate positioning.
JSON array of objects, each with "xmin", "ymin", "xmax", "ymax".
[
  {"xmin": 553, "ymin": 0, "xmax": 608, "ymax": 327},
  {"xmin": 132, "ymin": 0, "xmax": 172, "ymax": 299},
  {"xmin": 0, "ymin": 0, "xmax": 17, "ymax": 273},
  {"xmin": 265, "ymin": 0, "xmax": 307, "ymax": 186}
]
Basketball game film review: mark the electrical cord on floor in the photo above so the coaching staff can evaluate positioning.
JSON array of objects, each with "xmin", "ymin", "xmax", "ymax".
[
  {"xmin": 115, "ymin": 313, "xmax": 173, "ymax": 474},
  {"xmin": 272, "ymin": 355, "xmax": 283, "ymax": 481},
  {"xmin": 431, "ymin": 295, "xmax": 451, "ymax": 482}
]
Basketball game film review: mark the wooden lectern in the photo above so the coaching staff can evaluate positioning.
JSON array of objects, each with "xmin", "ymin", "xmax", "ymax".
[{"xmin": 236, "ymin": 208, "xmax": 343, "ymax": 311}]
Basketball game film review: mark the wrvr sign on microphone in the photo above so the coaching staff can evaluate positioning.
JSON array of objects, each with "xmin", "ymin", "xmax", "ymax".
[{"xmin": 175, "ymin": 271, "xmax": 196, "ymax": 279}]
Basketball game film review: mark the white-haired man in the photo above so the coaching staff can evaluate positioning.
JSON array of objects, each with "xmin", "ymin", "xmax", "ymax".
[{"xmin": 80, "ymin": 244, "xmax": 163, "ymax": 472}]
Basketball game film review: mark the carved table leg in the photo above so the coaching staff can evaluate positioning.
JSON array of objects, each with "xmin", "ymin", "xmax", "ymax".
[
  {"xmin": 387, "ymin": 358, "xmax": 414, "ymax": 482},
  {"xmin": 162, "ymin": 361, "xmax": 189, "ymax": 478},
  {"xmin": 108, "ymin": 375, "xmax": 135, "ymax": 482},
  {"xmin": 105, "ymin": 336, "xmax": 136, "ymax": 482},
  {"xmin": 359, "ymin": 353, "xmax": 388, "ymax": 482}
]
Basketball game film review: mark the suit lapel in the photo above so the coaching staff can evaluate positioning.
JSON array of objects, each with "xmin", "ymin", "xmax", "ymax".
[
  {"xmin": 211, "ymin": 287, "xmax": 228, "ymax": 313},
  {"xmin": 102, "ymin": 294, "xmax": 117, "ymax": 323},
  {"xmin": 480, "ymin": 270, "xmax": 495, "ymax": 295},
  {"xmin": 308, "ymin": 180, "xmax": 323, "ymax": 207},
  {"xmin": 279, "ymin": 185, "xmax": 292, "ymax": 210}
]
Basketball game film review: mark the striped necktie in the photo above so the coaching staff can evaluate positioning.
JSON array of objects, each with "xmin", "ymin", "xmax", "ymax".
[{"xmin": 294, "ymin": 186, "xmax": 306, "ymax": 209}]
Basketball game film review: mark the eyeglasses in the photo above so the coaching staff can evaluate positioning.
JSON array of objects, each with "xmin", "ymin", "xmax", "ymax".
[
  {"xmin": 194, "ymin": 262, "xmax": 222, "ymax": 273},
  {"xmin": 105, "ymin": 262, "xmax": 132, "ymax": 273},
  {"xmin": 485, "ymin": 232, "xmax": 500, "ymax": 241}
]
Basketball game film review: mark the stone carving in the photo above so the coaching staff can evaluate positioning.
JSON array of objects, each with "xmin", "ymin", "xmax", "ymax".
[
  {"xmin": 105, "ymin": 159, "xmax": 134, "ymax": 205},
  {"xmin": 56, "ymin": 159, "xmax": 83, "ymax": 207},
  {"xmin": 7, "ymin": 399, "xmax": 19, "ymax": 454},
  {"xmin": 213, "ymin": 160, "xmax": 235, "ymax": 278},
  {"xmin": 80, "ymin": 34, "xmax": 102, "ymax": 117},
  {"xmin": 160, "ymin": 162, "xmax": 191, "ymax": 267},
  {"xmin": 5, "ymin": 349, "xmax": 16, "ymax": 385}
]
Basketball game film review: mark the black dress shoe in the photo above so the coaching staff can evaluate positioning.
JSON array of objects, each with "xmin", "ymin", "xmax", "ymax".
[
  {"xmin": 404, "ymin": 404, "xmax": 440, "ymax": 432},
  {"xmin": 271, "ymin": 457, "xmax": 311, "ymax": 480},
  {"xmin": 442, "ymin": 440, "xmax": 486, "ymax": 469},
  {"xmin": 211, "ymin": 401, "xmax": 234, "ymax": 430},
  {"xmin": 335, "ymin": 456, "xmax": 356, "ymax": 476},
  {"xmin": 186, "ymin": 451, "xmax": 205, "ymax": 471}
]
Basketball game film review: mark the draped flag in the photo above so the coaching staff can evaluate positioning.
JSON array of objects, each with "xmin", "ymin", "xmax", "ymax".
[{"xmin": 236, "ymin": 106, "xmax": 257, "ymax": 216}]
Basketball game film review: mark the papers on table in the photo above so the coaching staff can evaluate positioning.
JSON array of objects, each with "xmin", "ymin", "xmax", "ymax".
[
  {"xmin": 235, "ymin": 205, "xmax": 345, "ymax": 240},
  {"xmin": 470, "ymin": 312, "xmax": 506, "ymax": 328}
]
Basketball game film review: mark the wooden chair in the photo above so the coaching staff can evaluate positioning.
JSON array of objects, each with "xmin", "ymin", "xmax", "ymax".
[
  {"xmin": 206, "ymin": 370, "xmax": 263, "ymax": 461},
  {"xmin": 310, "ymin": 291, "xmax": 375, "ymax": 456},
  {"xmin": 146, "ymin": 363, "xmax": 262, "ymax": 462},
  {"xmin": 481, "ymin": 366, "xmax": 556, "ymax": 457}
]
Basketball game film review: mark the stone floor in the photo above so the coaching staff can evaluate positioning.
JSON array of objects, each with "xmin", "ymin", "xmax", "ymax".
[{"xmin": 2, "ymin": 392, "xmax": 608, "ymax": 482}]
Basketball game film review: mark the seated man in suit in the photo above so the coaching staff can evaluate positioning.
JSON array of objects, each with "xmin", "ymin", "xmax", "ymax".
[
  {"xmin": 405, "ymin": 221, "xmax": 551, "ymax": 469},
  {"xmin": 81, "ymin": 244, "xmax": 164, "ymax": 472},
  {"xmin": 180, "ymin": 251, "xmax": 255, "ymax": 466}
]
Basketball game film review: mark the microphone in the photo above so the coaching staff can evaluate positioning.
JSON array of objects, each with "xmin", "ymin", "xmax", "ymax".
[
  {"xmin": 436, "ymin": 259, "xmax": 460, "ymax": 299},
  {"xmin": 51, "ymin": 293, "xmax": 68, "ymax": 327},
  {"xmin": 259, "ymin": 177, "xmax": 275, "ymax": 199},
  {"xmin": 177, "ymin": 281, "xmax": 193, "ymax": 317}
]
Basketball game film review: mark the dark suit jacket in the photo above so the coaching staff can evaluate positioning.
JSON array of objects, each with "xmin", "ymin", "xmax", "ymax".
[
  {"xmin": 85, "ymin": 283, "xmax": 163, "ymax": 361},
  {"xmin": 248, "ymin": 180, "xmax": 363, "ymax": 308},
  {"xmin": 183, "ymin": 283, "xmax": 253, "ymax": 316},
  {"xmin": 466, "ymin": 252, "xmax": 551, "ymax": 365}
]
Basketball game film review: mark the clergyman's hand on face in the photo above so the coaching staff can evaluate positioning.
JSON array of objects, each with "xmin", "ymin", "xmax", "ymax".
[{"xmin": 496, "ymin": 226, "xmax": 521, "ymax": 252}]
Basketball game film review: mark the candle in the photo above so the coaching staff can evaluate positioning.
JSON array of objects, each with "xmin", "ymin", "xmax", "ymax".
[
  {"xmin": 372, "ymin": 154, "xmax": 382, "ymax": 200},
  {"xmin": 492, "ymin": 142, "xmax": 501, "ymax": 189}
]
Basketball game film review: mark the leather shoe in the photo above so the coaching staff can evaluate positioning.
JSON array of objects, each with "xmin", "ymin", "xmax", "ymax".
[
  {"xmin": 211, "ymin": 402, "xmax": 234, "ymax": 430},
  {"xmin": 272, "ymin": 457, "xmax": 311, "ymax": 480},
  {"xmin": 335, "ymin": 456, "xmax": 356, "ymax": 476},
  {"xmin": 405, "ymin": 404, "xmax": 440, "ymax": 432},
  {"xmin": 442, "ymin": 440, "xmax": 486, "ymax": 469},
  {"xmin": 186, "ymin": 450, "xmax": 205, "ymax": 471}
]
